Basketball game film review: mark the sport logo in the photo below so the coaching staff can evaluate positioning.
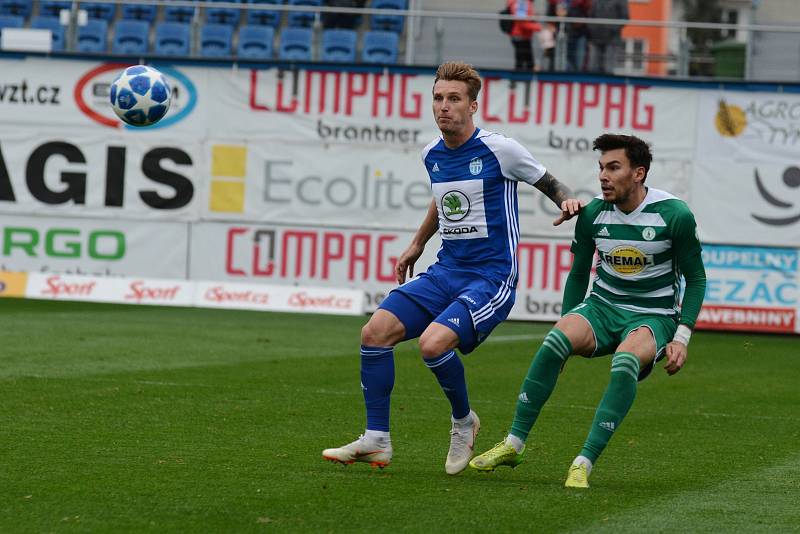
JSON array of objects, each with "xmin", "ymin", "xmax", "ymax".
[
  {"xmin": 74, "ymin": 63, "xmax": 197, "ymax": 130},
  {"xmin": 603, "ymin": 245, "xmax": 653, "ymax": 276},
  {"xmin": 752, "ymin": 166, "xmax": 800, "ymax": 226},
  {"xmin": 442, "ymin": 190, "xmax": 470, "ymax": 221},
  {"xmin": 469, "ymin": 157, "xmax": 483, "ymax": 175}
]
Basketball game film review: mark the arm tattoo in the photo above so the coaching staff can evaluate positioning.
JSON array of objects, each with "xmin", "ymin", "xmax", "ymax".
[{"xmin": 534, "ymin": 171, "xmax": 572, "ymax": 207}]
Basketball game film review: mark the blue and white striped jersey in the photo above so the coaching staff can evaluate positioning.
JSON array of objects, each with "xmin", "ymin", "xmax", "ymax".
[{"xmin": 421, "ymin": 128, "xmax": 546, "ymax": 287}]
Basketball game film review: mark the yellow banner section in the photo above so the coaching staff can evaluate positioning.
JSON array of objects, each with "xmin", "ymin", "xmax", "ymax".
[{"xmin": 0, "ymin": 271, "xmax": 28, "ymax": 298}]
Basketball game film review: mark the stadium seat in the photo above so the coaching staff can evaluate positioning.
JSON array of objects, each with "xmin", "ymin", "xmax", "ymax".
[
  {"xmin": 278, "ymin": 27, "xmax": 312, "ymax": 61},
  {"xmin": 200, "ymin": 22, "xmax": 233, "ymax": 57},
  {"xmin": 320, "ymin": 28, "xmax": 356, "ymax": 63},
  {"xmin": 39, "ymin": 1, "xmax": 70, "ymax": 18},
  {"xmin": 237, "ymin": 24, "xmax": 274, "ymax": 59},
  {"xmin": 361, "ymin": 30, "xmax": 398, "ymax": 64},
  {"xmin": 81, "ymin": 2, "xmax": 115, "ymax": 21},
  {"xmin": 121, "ymin": 3, "xmax": 157, "ymax": 22},
  {"xmin": 75, "ymin": 18, "xmax": 108, "ymax": 52},
  {"xmin": 286, "ymin": 0, "xmax": 320, "ymax": 28},
  {"xmin": 164, "ymin": 1, "xmax": 196, "ymax": 23},
  {"xmin": 0, "ymin": 0, "xmax": 31, "ymax": 18},
  {"xmin": 154, "ymin": 21, "xmax": 191, "ymax": 56},
  {"xmin": 247, "ymin": 0, "xmax": 281, "ymax": 28},
  {"xmin": 370, "ymin": 0, "xmax": 406, "ymax": 33},
  {"xmin": 321, "ymin": 0, "xmax": 362, "ymax": 29},
  {"xmin": 112, "ymin": 19, "xmax": 149, "ymax": 55},
  {"xmin": 206, "ymin": 0, "xmax": 241, "ymax": 26},
  {"xmin": 30, "ymin": 15, "xmax": 65, "ymax": 51}
]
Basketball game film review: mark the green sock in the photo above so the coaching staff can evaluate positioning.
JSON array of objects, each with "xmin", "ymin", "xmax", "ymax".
[
  {"xmin": 579, "ymin": 352, "xmax": 640, "ymax": 463},
  {"xmin": 509, "ymin": 329, "xmax": 572, "ymax": 442}
]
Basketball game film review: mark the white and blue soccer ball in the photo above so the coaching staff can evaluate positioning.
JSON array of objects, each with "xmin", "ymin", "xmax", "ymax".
[{"xmin": 109, "ymin": 65, "xmax": 171, "ymax": 127}]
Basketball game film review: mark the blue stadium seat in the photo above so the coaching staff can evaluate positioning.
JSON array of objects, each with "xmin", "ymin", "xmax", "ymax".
[
  {"xmin": 82, "ymin": 2, "xmax": 116, "ymax": 21},
  {"xmin": 0, "ymin": 0, "xmax": 31, "ymax": 18},
  {"xmin": 0, "ymin": 13, "xmax": 23, "ymax": 38},
  {"xmin": 39, "ymin": 1, "xmax": 70, "ymax": 18},
  {"xmin": 200, "ymin": 22, "xmax": 233, "ymax": 57},
  {"xmin": 30, "ymin": 16, "xmax": 65, "ymax": 51},
  {"xmin": 112, "ymin": 19, "xmax": 149, "ymax": 55},
  {"xmin": 206, "ymin": 0, "xmax": 240, "ymax": 26},
  {"xmin": 247, "ymin": 0, "xmax": 281, "ymax": 28},
  {"xmin": 154, "ymin": 21, "xmax": 191, "ymax": 56},
  {"xmin": 286, "ymin": 0, "xmax": 320, "ymax": 28},
  {"xmin": 164, "ymin": 1, "xmax": 196, "ymax": 23},
  {"xmin": 361, "ymin": 30, "xmax": 398, "ymax": 64},
  {"xmin": 121, "ymin": 3, "xmax": 157, "ymax": 22},
  {"xmin": 320, "ymin": 28, "xmax": 356, "ymax": 63},
  {"xmin": 237, "ymin": 24, "xmax": 274, "ymax": 59},
  {"xmin": 370, "ymin": 0, "xmax": 406, "ymax": 33},
  {"xmin": 76, "ymin": 18, "xmax": 108, "ymax": 52},
  {"xmin": 278, "ymin": 27, "xmax": 312, "ymax": 61}
]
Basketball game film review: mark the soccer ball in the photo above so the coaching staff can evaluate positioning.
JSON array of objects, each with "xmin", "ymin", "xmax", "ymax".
[{"xmin": 109, "ymin": 65, "xmax": 171, "ymax": 127}]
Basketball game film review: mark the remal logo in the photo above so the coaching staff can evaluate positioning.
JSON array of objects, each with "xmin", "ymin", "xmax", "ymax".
[{"xmin": 74, "ymin": 63, "xmax": 197, "ymax": 130}]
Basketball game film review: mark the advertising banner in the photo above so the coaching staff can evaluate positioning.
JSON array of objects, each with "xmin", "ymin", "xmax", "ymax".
[
  {"xmin": 223, "ymin": 68, "xmax": 698, "ymax": 158},
  {"xmin": 189, "ymin": 220, "xmax": 574, "ymax": 321},
  {"xmin": 1, "ymin": 215, "xmax": 189, "ymax": 278},
  {"xmin": 696, "ymin": 91, "xmax": 800, "ymax": 163},
  {"xmin": 692, "ymin": 159, "xmax": 800, "ymax": 247},
  {"xmin": 194, "ymin": 281, "xmax": 363, "ymax": 315},
  {"xmin": 26, "ymin": 272, "xmax": 195, "ymax": 306},
  {"xmin": 0, "ymin": 270, "xmax": 28, "ymax": 297},
  {"xmin": 696, "ymin": 244, "xmax": 798, "ymax": 333}
]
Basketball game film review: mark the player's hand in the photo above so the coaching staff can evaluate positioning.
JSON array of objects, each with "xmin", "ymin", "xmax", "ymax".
[
  {"xmin": 553, "ymin": 198, "xmax": 583, "ymax": 226},
  {"xmin": 664, "ymin": 341, "xmax": 688, "ymax": 375},
  {"xmin": 395, "ymin": 243, "xmax": 424, "ymax": 285}
]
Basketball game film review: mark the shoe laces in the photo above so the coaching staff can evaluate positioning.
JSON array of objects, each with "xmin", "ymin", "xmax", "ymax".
[
  {"xmin": 449, "ymin": 422, "xmax": 474, "ymax": 452},
  {"xmin": 483, "ymin": 441, "xmax": 514, "ymax": 460}
]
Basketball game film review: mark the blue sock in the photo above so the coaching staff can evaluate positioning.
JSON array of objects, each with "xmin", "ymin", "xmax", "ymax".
[
  {"xmin": 425, "ymin": 350, "xmax": 470, "ymax": 419},
  {"xmin": 360, "ymin": 345, "xmax": 394, "ymax": 432}
]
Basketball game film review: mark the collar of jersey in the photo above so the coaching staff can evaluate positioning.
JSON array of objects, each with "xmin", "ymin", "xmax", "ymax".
[{"xmin": 439, "ymin": 127, "xmax": 481, "ymax": 153}]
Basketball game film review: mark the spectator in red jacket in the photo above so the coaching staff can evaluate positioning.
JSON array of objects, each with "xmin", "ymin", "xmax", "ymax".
[{"xmin": 507, "ymin": 0, "xmax": 541, "ymax": 71}]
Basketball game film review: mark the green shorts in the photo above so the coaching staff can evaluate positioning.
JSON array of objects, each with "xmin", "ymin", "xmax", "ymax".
[{"xmin": 565, "ymin": 295, "xmax": 679, "ymax": 381}]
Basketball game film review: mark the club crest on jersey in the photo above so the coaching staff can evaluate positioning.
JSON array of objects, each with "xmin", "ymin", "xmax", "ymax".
[
  {"xmin": 442, "ymin": 190, "xmax": 470, "ymax": 221},
  {"xmin": 603, "ymin": 245, "xmax": 654, "ymax": 276},
  {"xmin": 469, "ymin": 157, "xmax": 483, "ymax": 175},
  {"xmin": 642, "ymin": 227, "xmax": 656, "ymax": 240}
]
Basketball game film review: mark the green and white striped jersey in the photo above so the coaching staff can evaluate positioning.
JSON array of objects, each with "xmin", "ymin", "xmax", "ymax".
[{"xmin": 571, "ymin": 188, "xmax": 703, "ymax": 317}]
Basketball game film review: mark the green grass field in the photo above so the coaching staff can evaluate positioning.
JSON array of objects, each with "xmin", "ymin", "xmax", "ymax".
[{"xmin": 1, "ymin": 298, "xmax": 798, "ymax": 533}]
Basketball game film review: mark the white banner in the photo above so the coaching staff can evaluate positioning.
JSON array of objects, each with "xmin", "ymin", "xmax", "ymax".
[
  {"xmin": 692, "ymin": 159, "xmax": 800, "ymax": 247},
  {"xmin": 195, "ymin": 281, "xmax": 363, "ymax": 315},
  {"xmin": 696, "ymin": 91, "xmax": 800, "ymax": 163},
  {"xmin": 0, "ymin": 132, "xmax": 202, "ymax": 220},
  {"xmin": 696, "ymin": 244, "xmax": 798, "ymax": 334},
  {"xmin": 26, "ymin": 272, "xmax": 195, "ymax": 306},
  {"xmin": 1, "ymin": 214, "xmax": 188, "ymax": 278}
]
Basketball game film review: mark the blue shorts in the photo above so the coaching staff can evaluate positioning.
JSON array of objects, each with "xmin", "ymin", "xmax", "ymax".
[{"xmin": 378, "ymin": 263, "xmax": 516, "ymax": 354}]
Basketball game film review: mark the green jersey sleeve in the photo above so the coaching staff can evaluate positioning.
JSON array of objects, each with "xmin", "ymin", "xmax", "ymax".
[
  {"xmin": 670, "ymin": 204, "xmax": 706, "ymax": 329},
  {"xmin": 562, "ymin": 202, "xmax": 598, "ymax": 314}
]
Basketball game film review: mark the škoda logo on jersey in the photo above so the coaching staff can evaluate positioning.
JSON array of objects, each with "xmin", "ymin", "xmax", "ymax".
[
  {"xmin": 442, "ymin": 191, "xmax": 470, "ymax": 221},
  {"xmin": 603, "ymin": 245, "xmax": 653, "ymax": 276}
]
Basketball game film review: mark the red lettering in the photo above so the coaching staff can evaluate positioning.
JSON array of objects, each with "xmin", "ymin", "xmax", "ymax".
[
  {"xmin": 517, "ymin": 243, "xmax": 549, "ymax": 289},
  {"xmin": 253, "ymin": 230, "xmax": 275, "ymax": 277},
  {"xmin": 399, "ymin": 74, "xmax": 422, "ymax": 119},
  {"xmin": 125, "ymin": 281, "xmax": 180, "ymax": 303},
  {"xmin": 303, "ymin": 70, "xmax": 328, "ymax": 114},
  {"xmin": 226, "ymin": 227, "xmax": 247, "ymax": 276},
  {"xmin": 322, "ymin": 232, "xmax": 345, "ymax": 279},
  {"xmin": 288, "ymin": 291, "xmax": 353, "ymax": 309},
  {"xmin": 481, "ymin": 77, "xmax": 502, "ymax": 123},
  {"xmin": 577, "ymin": 83, "xmax": 600, "ymax": 127},
  {"xmin": 632, "ymin": 85, "xmax": 654, "ymax": 130},
  {"xmin": 282, "ymin": 231, "xmax": 318, "ymax": 278},
  {"xmin": 376, "ymin": 235, "xmax": 397, "ymax": 282},
  {"xmin": 554, "ymin": 244, "xmax": 573, "ymax": 290},
  {"xmin": 345, "ymin": 72, "xmax": 368, "ymax": 115},
  {"xmin": 349, "ymin": 234, "xmax": 371, "ymax": 280},
  {"xmin": 249, "ymin": 69, "xmax": 269, "ymax": 111},
  {"xmin": 42, "ymin": 276, "xmax": 96, "ymax": 297},
  {"xmin": 507, "ymin": 85, "xmax": 530, "ymax": 123},
  {"xmin": 604, "ymin": 84, "xmax": 626, "ymax": 129},
  {"xmin": 276, "ymin": 74, "xmax": 298, "ymax": 113},
  {"xmin": 537, "ymin": 81, "xmax": 573, "ymax": 125},
  {"xmin": 372, "ymin": 73, "xmax": 394, "ymax": 117}
]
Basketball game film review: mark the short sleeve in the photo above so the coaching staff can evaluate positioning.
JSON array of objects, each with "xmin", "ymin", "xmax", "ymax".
[{"xmin": 480, "ymin": 134, "xmax": 546, "ymax": 186}]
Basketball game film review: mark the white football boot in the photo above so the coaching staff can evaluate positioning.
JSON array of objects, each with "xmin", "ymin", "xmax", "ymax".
[
  {"xmin": 322, "ymin": 435, "xmax": 392, "ymax": 468},
  {"xmin": 445, "ymin": 410, "xmax": 480, "ymax": 475}
]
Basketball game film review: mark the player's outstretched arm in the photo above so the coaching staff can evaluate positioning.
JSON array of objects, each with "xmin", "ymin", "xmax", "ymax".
[
  {"xmin": 396, "ymin": 199, "xmax": 439, "ymax": 284},
  {"xmin": 533, "ymin": 172, "xmax": 583, "ymax": 225}
]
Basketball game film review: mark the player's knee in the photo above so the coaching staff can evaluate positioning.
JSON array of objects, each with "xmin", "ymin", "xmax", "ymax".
[
  {"xmin": 361, "ymin": 318, "xmax": 402, "ymax": 347},
  {"xmin": 418, "ymin": 333, "xmax": 447, "ymax": 359}
]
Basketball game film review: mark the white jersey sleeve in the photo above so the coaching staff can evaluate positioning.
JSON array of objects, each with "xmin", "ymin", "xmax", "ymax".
[{"xmin": 478, "ymin": 132, "xmax": 547, "ymax": 186}]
